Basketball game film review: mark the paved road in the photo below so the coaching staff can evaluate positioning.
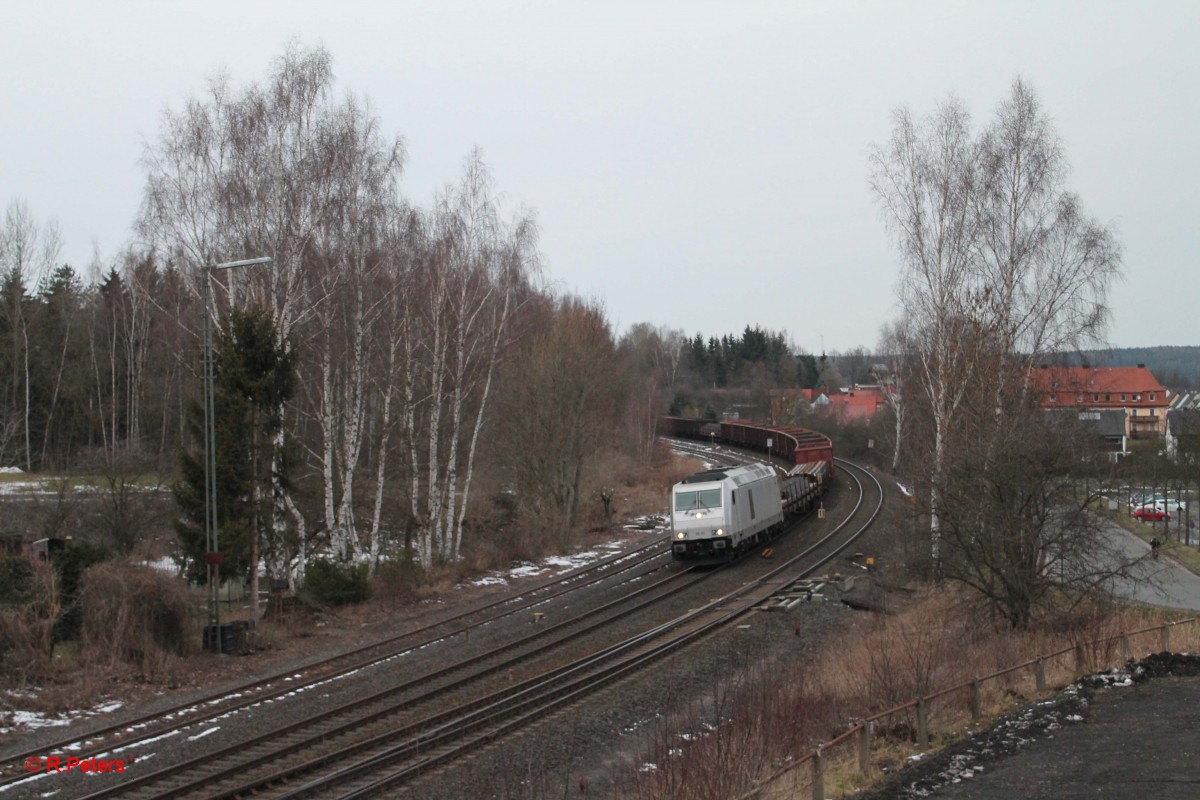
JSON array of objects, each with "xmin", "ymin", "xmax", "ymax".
[
  {"xmin": 931, "ymin": 672, "xmax": 1200, "ymax": 800},
  {"xmin": 1100, "ymin": 518, "xmax": 1200, "ymax": 610}
]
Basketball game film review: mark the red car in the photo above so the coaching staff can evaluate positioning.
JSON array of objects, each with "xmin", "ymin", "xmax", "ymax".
[{"xmin": 1133, "ymin": 506, "xmax": 1171, "ymax": 522}]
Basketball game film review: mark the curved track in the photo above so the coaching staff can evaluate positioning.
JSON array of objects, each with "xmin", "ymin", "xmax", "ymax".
[
  {"xmin": 6, "ymin": 444, "xmax": 881, "ymax": 800},
  {"xmin": 86, "ymin": 457, "xmax": 882, "ymax": 800},
  {"xmin": 299, "ymin": 457, "xmax": 883, "ymax": 799}
]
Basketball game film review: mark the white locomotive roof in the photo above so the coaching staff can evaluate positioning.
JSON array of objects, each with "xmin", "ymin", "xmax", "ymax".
[{"xmin": 677, "ymin": 463, "xmax": 773, "ymax": 488}]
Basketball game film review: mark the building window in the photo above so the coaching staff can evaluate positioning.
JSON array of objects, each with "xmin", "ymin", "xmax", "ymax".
[
  {"xmin": 1105, "ymin": 394, "xmax": 1111, "ymax": 402},
  {"xmin": 1077, "ymin": 394, "xmax": 1083, "ymax": 403},
  {"xmin": 1121, "ymin": 394, "xmax": 1127, "ymax": 402},
  {"xmin": 1093, "ymin": 394, "xmax": 1100, "ymax": 402},
  {"xmin": 1132, "ymin": 409, "xmax": 1138, "ymax": 416},
  {"xmin": 1134, "ymin": 394, "xmax": 1142, "ymax": 402},
  {"xmin": 1150, "ymin": 409, "xmax": 1156, "ymax": 416},
  {"xmin": 1150, "ymin": 393, "xmax": 1156, "ymax": 401},
  {"xmin": 1049, "ymin": 393, "xmax": 1057, "ymax": 403}
]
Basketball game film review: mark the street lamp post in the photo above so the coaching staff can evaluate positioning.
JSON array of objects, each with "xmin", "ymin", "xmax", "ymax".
[{"xmin": 203, "ymin": 256, "xmax": 271, "ymax": 653}]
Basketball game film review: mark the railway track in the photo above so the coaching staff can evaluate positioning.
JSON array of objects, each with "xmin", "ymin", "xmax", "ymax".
[
  {"xmin": 0, "ymin": 537, "xmax": 672, "ymax": 791},
  {"xmin": 45, "ymin": 457, "xmax": 880, "ymax": 800},
  {"xmin": 285, "ymin": 458, "xmax": 882, "ymax": 799},
  {"xmin": 7, "ymin": 436, "xmax": 879, "ymax": 800},
  {"xmin": 65, "ymin": 559, "xmax": 715, "ymax": 800}
]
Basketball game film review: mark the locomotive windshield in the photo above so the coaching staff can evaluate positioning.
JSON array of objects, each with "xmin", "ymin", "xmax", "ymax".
[{"xmin": 674, "ymin": 488, "xmax": 722, "ymax": 512}]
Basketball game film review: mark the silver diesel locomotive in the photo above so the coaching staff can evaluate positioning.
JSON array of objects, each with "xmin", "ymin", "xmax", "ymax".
[{"xmin": 670, "ymin": 463, "xmax": 784, "ymax": 561}]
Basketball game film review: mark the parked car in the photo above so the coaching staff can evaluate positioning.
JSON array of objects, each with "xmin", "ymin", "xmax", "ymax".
[{"xmin": 1133, "ymin": 506, "xmax": 1171, "ymax": 522}]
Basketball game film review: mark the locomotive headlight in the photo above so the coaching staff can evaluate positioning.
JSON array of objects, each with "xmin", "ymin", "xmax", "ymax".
[
  {"xmin": 676, "ymin": 531, "xmax": 685, "ymax": 539},
  {"xmin": 694, "ymin": 512, "xmax": 702, "ymax": 519},
  {"xmin": 716, "ymin": 528, "xmax": 724, "ymax": 536}
]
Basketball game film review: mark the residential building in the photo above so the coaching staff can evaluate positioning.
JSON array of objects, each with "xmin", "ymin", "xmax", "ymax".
[
  {"xmin": 1033, "ymin": 365, "xmax": 1169, "ymax": 439},
  {"xmin": 770, "ymin": 385, "xmax": 889, "ymax": 424},
  {"xmin": 1166, "ymin": 408, "xmax": 1200, "ymax": 461}
]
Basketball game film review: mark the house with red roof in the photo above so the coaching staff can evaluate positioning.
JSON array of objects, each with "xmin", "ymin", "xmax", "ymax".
[
  {"xmin": 770, "ymin": 385, "xmax": 889, "ymax": 424},
  {"xmin": 1032, "ymin": 365, "xmax": 1169, "ymax": 439}
]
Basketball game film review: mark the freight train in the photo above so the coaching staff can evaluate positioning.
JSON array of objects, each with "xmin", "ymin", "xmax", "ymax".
[{"xmin": 660, "ymin": 417, "xmax": 833, "ymax": 562}]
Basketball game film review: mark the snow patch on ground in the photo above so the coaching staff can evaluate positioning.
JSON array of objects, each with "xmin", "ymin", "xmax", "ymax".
[
  {"xmin": 0, "ymin": 480, "xmax": 52, "ymax": 495},
  {"xmin": 142, "ymin": 556, "xmax": 179, "ymax": 574},
  {"xmin": 462, "ymin": 537, "xmax": 642, "ymax": 588},
  {"xmin": 622, "ymin": 515, "xmax": 668, "ymax": 533},
  {"xmin": 0, "ymin": 475, "xmax": 167, "ymax": 495},
  {"xmin": 0, "ymin": 698, "xmax": 125, "ymax": 735}
]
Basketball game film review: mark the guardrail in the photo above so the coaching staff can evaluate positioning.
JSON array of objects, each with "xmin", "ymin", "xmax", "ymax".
[{"xmin": 738, "ymin": 616, "xmax": 1197, "ymax": 800}]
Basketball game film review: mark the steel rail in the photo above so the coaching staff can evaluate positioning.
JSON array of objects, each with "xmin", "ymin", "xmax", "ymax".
[
  {"xmin": 282, "ymin": 459, "xmax": 882, "ymax": 799},
  {"xmin": 68, "ymin": 562, "xmax": 710, "ymax": 800},
  {"xmin": 178, "ymin": 459, "xmax": 881, "ymax": 799},
  {"xmin": 0, "ymin": 537, "xmax": 669, "ymax": 787}
]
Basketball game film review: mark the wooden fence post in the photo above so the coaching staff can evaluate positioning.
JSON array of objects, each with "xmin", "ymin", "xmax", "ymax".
[
  {"xmin": 970, "ymin": 680, "xmax": 981, "ymax": 721},
  {"xmin": 1161, "ymin": 625, "xmax": 1171, "ymax": 652},
  {"xmin": 812, "ymin": 746, "xmax": 825, "ymax": 800},
  {"xmin": 857, "ymin": 722, "xmax": 873, "ymax": 777},
  {"xmin": 1122, "ymin": 633, "xmax": 1131, "ymax": 661},
  {"xmin": 1074, "ymin": 642, "xmax": 1085, "ymax": 674},
  {"xmin": 1035, "ymin": 658, "xmax": 1046, "ymax": 692},
  {"xmin": 917, "ymin": 698, "xmax": 929, "ymax": 749}
]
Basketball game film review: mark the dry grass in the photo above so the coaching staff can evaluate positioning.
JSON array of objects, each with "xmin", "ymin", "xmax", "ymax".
[
  {"xmin": 76, "ymin": 561, "xmax": 194, "ymax": 681},
  {"xmin": 0, "ymin": 560, "xmax": 59, "ymax": 689},
  {"xmin": 616, "ymin": 587, "xmax": 1199, "ymax": 800}
]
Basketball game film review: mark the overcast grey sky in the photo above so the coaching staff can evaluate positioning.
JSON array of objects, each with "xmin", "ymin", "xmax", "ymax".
[{"xmin": 2, "ymin": 1, "xmax": 1197, "ymax": 353}]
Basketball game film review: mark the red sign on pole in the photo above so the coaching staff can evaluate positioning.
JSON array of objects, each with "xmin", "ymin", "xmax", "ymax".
[{"xmin": 205, "ymin": 552, "xmax": 225, "ymax": 565}]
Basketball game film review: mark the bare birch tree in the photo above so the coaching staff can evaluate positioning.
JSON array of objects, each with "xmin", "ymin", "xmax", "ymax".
[
  {"xmin": 971, "ymin": 79, "xmax": 1120, "ymax": 390},
  {"xmin": 871, "ymin": 79, "xmax": 1121, "ymax": 580},
  {"xmin": 406, "ymin": 150, "xmax": 536, "ymax": 568},
  {"xmin": 0, "ymin": 201, "xmax": 62, "ymax": 470},
  {"xmin": 303, "ymin": 94, "xmax": 406, "ymax": 564},
  {"xmin": 870, "ymin": 97, "xmax": 981, "ymax": 564},
  {"xmin": 140, "ymin": 44, "xmax": 408, "ymax": 581},
  {"xmin": 875, "ymin": 320, "xmax": 909, "ymax": 473}
]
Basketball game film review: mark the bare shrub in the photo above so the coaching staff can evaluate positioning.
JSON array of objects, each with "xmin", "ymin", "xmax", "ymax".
[
  {"xmin": 618, "ymin": 637, "xmax": 846, "ymax": 800},
  {"xmin": 77, "ymin": 561, "xmax": 193, "ymax": 679},
  {"xmin": 0, "ymin": 559, "xmax": 59, "ymax": 688},
  {"xmin": 613, "ymin": 587, "xmax": 1195, "ymax": 799},
  {"xmin": 370, "ymin": 558, "xmax": 422, "ymax": 610},
  {"xmin": 818, "ymin": 588, "xmax": 980, "ymax": 714}
]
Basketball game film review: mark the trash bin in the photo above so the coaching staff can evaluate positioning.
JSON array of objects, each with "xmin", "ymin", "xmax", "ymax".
[{"xmin": 203, "ymin": 620, "xmax": 253, "ymax": 654}]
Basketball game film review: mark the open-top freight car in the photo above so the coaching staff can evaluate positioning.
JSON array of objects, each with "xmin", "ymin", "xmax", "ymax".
[{"xmin": 658, "ymin": 416, "xmax": 834, "ymax": 476}]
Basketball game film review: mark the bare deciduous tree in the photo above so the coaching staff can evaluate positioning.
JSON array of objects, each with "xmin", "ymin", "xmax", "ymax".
[
  {"xmin": 0, "ymin": 200, "xmax": 63, "ymax": 469},
  {"xmin": 500, "ymin": 296, "xmax": 624, "ymax": 543},
  {"xmin": 871, "ymin": 79, "xmax": 1121, "ymax": 572},
  {"xmin": 935, "ymin": 387, "xmax": 1136, "ymax": 627},
  {"xmin": 404, "ymin": 150, "xmax": 537, "ymax": 567}
]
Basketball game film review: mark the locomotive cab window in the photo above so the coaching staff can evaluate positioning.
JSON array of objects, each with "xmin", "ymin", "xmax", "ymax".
[{"xmin": 674, "ymin": 489, "xmax": 722, "ymax": 512}]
